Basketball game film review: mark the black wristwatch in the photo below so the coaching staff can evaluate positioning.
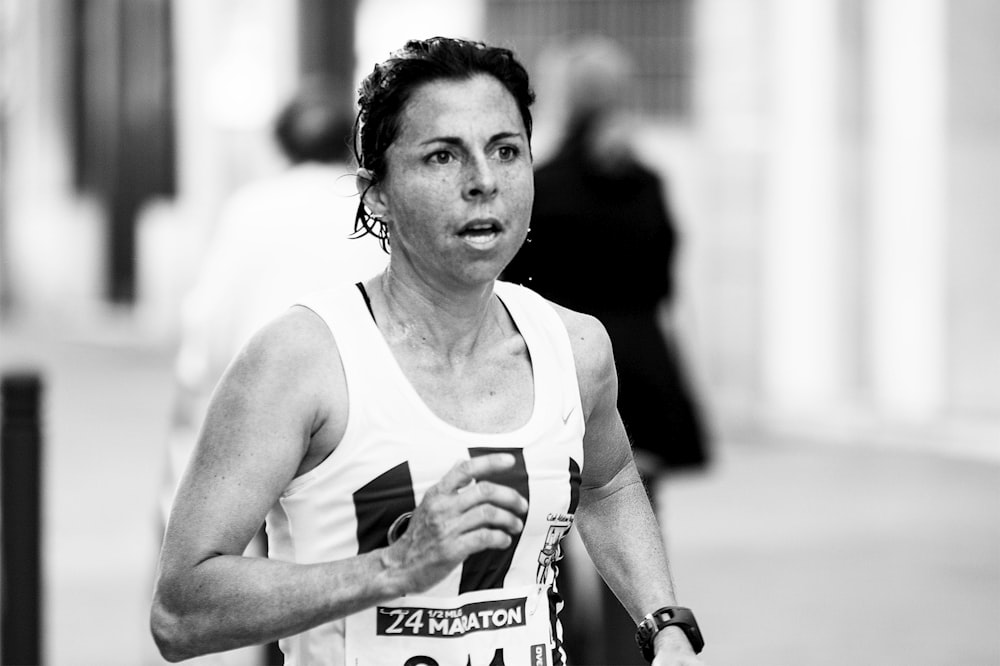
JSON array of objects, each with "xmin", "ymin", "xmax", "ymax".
[{"xmin": 635, "ymin": 606, "xmax": 704, "ymax": 661}]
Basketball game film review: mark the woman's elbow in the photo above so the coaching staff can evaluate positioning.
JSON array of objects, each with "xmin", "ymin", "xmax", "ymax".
[{"xmin": 150, "ymin": 593, "xmax": 199, "ymax": 662}]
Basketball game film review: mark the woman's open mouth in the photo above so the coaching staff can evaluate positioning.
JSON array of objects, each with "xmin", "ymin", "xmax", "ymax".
[{"xmin": 457, "ymin": 218, "xmax": 503, "ymax": 245}]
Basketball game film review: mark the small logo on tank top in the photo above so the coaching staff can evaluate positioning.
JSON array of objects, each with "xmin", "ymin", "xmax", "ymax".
[{"xmin": 536, "ymin": 514, "xmax": 574, "ymax": 584}]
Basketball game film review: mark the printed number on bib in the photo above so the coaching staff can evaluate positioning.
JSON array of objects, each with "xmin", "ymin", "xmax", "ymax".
[{"xmin": 345, "ymin": 585, "xmax": 554, "ymax": 666}]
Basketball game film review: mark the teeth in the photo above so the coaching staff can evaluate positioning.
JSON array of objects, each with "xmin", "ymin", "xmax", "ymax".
[{"xmin": 461, "ymin": 228, "xmax": 498, "ymax": 243}]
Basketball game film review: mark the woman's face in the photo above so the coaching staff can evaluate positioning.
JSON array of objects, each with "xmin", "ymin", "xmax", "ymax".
[{"xmin": 370, "ymin": 74, "xmax": 533, "ymax": 289}]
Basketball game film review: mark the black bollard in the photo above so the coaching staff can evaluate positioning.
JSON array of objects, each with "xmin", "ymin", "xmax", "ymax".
[{"xmin": 1, "ymin": 372, "xmax": 44, "ymax": 665}]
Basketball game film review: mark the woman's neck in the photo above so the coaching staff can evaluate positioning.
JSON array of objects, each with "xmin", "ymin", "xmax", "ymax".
[{"xmin": 369, "ymin": 268, "xmax": 504, "ymax": 361}]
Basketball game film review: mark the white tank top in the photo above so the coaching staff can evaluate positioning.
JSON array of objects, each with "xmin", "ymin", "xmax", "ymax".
[{"xmin": 266, "ymin": 280, "xmax": 585, "ymax": 666}]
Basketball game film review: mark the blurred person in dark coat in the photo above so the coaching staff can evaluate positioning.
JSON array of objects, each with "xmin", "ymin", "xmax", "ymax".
[
  {"xmin": 503, "ymin": 36, "xmax": 711, "ymax": 664},
  {"xmin": 505, "ymin": 36, "xmax": 709, "ymax": 489}
]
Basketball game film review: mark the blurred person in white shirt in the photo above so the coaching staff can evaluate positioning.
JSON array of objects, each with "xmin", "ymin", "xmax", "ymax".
[{"xmin": 160, "ymin": 80, "xmax": 388, "ymax": 528}]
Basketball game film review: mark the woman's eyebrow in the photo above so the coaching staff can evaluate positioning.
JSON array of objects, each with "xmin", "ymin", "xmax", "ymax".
[
  {"xmin": 488, "ymin": 131, "xmax": 525, "ymax": 143},
  {"xmin": 419, "ymin": 136, "xmax": 464, "ymax": 148},
  {"xmin": 419, "ymin": 131, "xmax": 525, "ymax": 148}
]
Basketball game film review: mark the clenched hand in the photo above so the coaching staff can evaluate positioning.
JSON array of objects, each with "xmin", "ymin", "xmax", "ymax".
[{"xmin": 381, "ymin": 454, "xmax": 529, "ymax": 594}]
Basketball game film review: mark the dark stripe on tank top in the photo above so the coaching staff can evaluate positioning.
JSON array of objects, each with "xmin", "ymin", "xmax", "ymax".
[
  {"xmin": 567, "ymin": 457, "xmax": 581, "ymax": 514},
  {"xmin": 459, "ymin": 447, "xmax": 530, "ymax": 593},
  {"xmin": 352, "ymin": 462, "xmax": 417, "ymax": 554}
]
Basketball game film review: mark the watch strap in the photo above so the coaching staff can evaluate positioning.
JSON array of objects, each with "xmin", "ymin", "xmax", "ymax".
[{"xmin": 635, "ymin": 606, "xmax": 705, "ymax": 661}]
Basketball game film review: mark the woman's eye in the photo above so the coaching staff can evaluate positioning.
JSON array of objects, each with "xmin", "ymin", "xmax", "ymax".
[
  {"xmin": 428, "ymin": 151, "xmax": 453, "ymax": 165},
  {"xmin": 497, "ymin": 145, "xmax": 519, "ymax": 161}
]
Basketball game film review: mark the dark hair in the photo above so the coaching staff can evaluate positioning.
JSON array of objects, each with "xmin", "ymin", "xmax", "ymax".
[
  {"xmin": 274, "ymin": 80, "xmax": 354, "ymax": 165},
  {"xmin": 352, "ymin": 37, "xmax": 535, "ymax": 248}
]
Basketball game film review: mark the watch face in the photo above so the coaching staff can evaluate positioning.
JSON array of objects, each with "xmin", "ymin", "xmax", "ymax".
[
  {"xmin": 635, "ymin": 617, "xmax": 657, "ymax": 650},
  {"xmin": 635, "ymin": 607, "xmax": 705, "ymax": 657}
]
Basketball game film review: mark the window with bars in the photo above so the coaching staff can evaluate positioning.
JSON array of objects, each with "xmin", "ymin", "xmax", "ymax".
[{"xmin": 484, "ymin": 0, "xmax": 693, "ymax": 119}]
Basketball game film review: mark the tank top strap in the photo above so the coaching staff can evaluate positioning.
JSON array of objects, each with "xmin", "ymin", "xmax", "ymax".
[
  {"xmin": 294, "ymin": 283, "xmax": 396, "ymax": 427},
  {"xmin": 494, "ymin": 281, "xmax": 584, "ymax": 431}
]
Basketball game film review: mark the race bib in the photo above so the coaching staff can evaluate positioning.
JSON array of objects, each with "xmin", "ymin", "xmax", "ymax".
[{"xmin": 344, "ymin": 585, "xmax": 555, "ymax": 666}]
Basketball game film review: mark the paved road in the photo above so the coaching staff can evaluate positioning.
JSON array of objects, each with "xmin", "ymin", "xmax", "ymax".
[{"xmin": 1, "ymin": 320, "xmax": 997, "ymax": 665}]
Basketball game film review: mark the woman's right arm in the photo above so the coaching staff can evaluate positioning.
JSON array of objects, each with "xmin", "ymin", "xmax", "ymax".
[
  {"xmin": 150, "ymin": 307, "xmax": 529, "ymax": 662},
  {"xmin": 150, "ymin": 307, "xmax": 400, "ymax": 660}
]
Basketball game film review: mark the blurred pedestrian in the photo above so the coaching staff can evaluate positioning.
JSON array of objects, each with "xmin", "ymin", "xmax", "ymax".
[
  {"xmin": 160, "ymin": 81, "xmax": 388, "ymax": 529},
  {"xmin": 157, "ymin": 79, "xmax": 387, "ymax": 665},
  {"xmin": 503, "ymin": 36, "xmax": 711, "ymax": 664},
  {"xmin": 507, "ymin": 34, "xmax": 710, "ymax": 499}
]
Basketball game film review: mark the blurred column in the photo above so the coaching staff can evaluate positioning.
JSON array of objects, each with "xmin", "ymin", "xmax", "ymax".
[
  {"xmin": 866, "ymin": 0, "xmax": 946, "ymax": 418},
  {"xmin": 297, "ymin": 0, "xmax": 356, "ymax": 114},
  {"xmin": 760, "ymin": 0, "xmax": 847, "ymax": 416},
  {"xmin": 943, "ymin": 1, "xmax": 1000, "ymax": 418},
  {"xmin": 693, "ymin": 0, "xmax": 770, "ymax": 425},
  {"xmin": 70, "ymin": 0, "xmax": 177, "ymax": 304}
]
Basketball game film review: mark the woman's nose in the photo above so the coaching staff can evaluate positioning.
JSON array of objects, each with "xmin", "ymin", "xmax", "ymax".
[{"xmin": 463, "ymin": 154, "xmax": 498, "ymax": 200}]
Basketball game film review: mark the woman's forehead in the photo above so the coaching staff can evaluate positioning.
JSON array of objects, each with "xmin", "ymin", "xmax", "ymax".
[{"xmin": 396, "ymin": 75, "xmax": 524, "ymax": 142}]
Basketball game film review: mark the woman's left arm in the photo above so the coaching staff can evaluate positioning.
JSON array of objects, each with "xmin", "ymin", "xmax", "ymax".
[{"xmin": 559, "ymin": 307, "xmax": 705, "ymax": 665}]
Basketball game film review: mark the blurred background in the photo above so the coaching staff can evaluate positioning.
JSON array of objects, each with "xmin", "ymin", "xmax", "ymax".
[{"xmin": 0, "ymin": 0, "xmax": 998, "ymax": 664}]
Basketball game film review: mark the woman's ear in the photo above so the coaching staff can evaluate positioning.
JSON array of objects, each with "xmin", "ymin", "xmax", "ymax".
[
  {"xmin": 356, "ymin": 168, "xmax": 387, "ymax": 217},
  {"xmin": 355, "ymin": 167, "xmax": 375, "ymax": 195}
]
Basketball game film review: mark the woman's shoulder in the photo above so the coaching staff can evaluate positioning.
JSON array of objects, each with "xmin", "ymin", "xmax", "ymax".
[
  {"xmin": 545, "ymin": 301, "xmax": 616, "ymax": 407},
  {"xmin": 231, "ymin": 306, "xmax": 344, "ymax": 401},
  {"xmin": 246, "ymin": 305, "xmax": 336, "ymax": 361}
]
